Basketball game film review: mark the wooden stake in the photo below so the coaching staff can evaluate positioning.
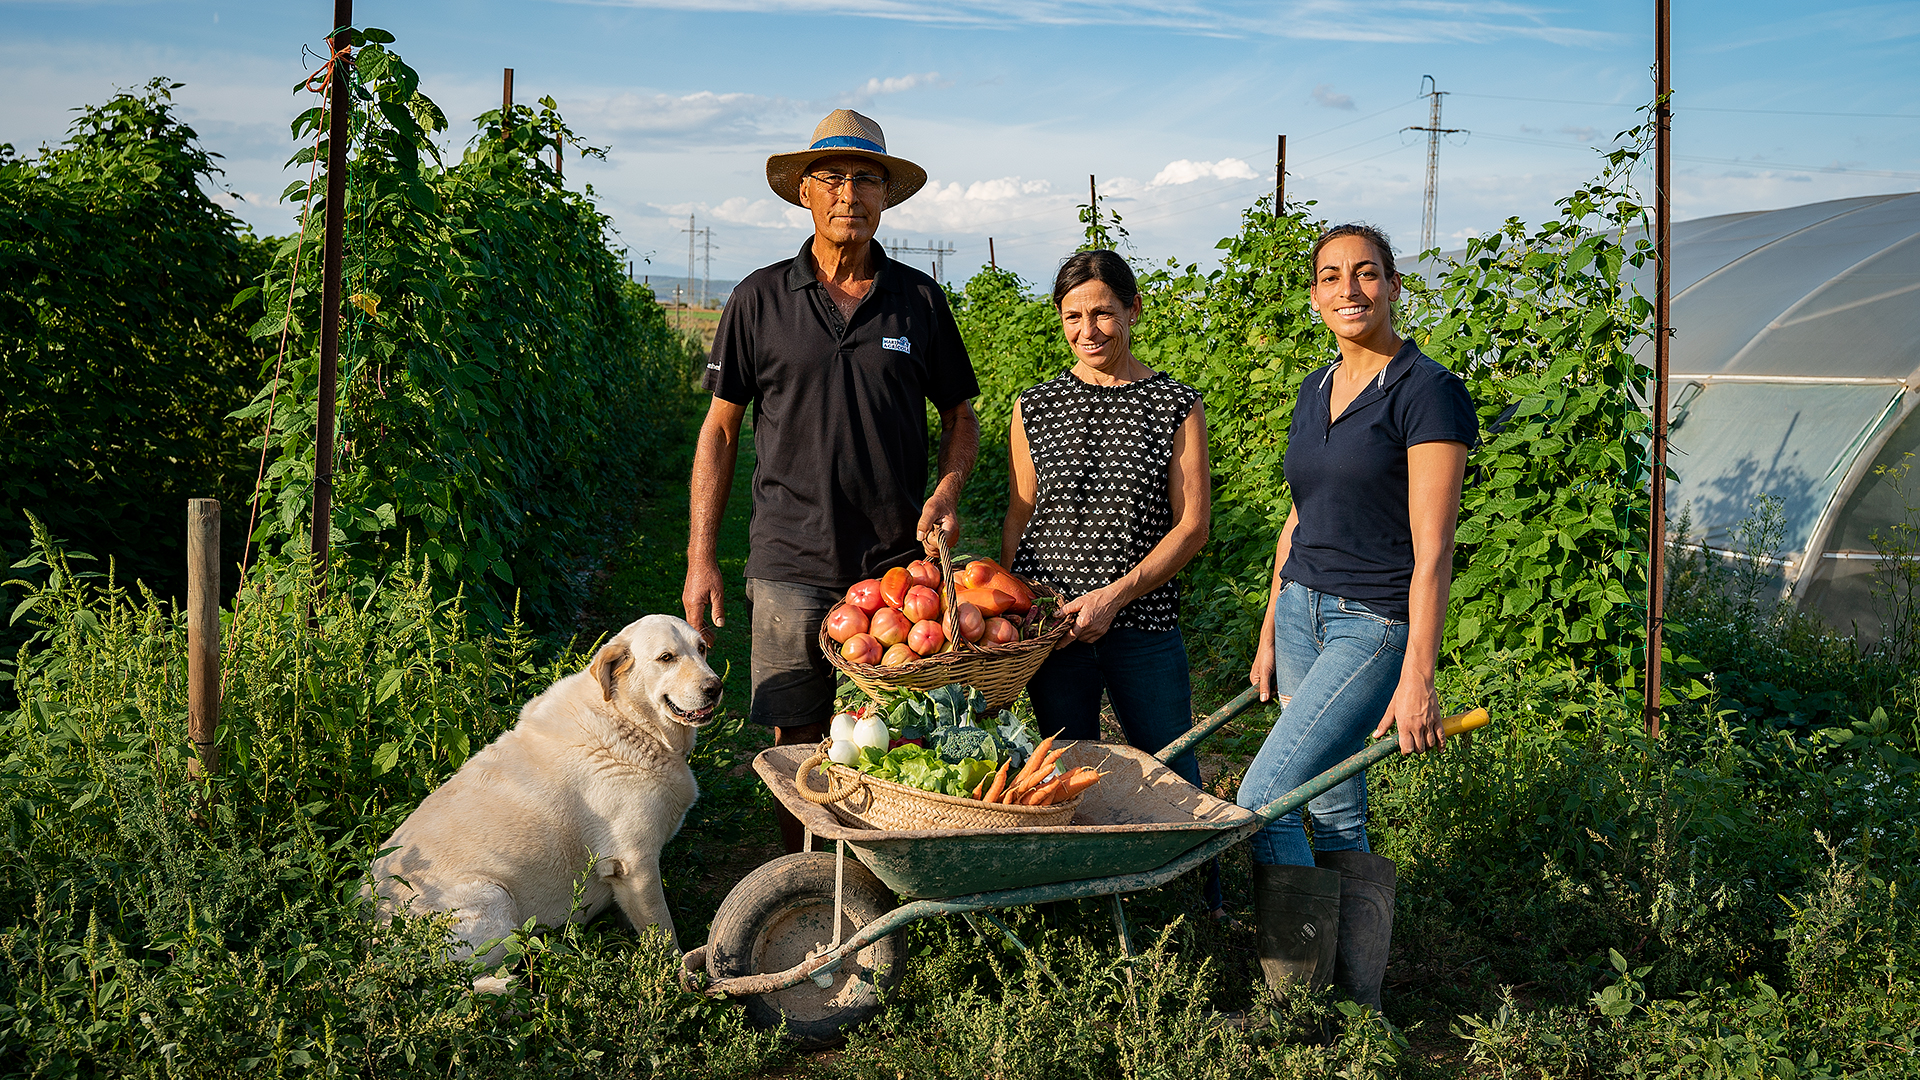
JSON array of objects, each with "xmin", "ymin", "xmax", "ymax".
[
  {"xmin": 502, "ymin": 68, "xmax": 514, "ymax": 135},
  {"xmin": 988, "ymin": 237, "xmax": 996, "ymax": 269},
  {"xmin": 187, "ymin": 499, "xmax": 221, "ymax": 777},
  {"xmin": 1276, "ymin": 134, "xmax": 1287, "ymax": 212},
  {"xmin": 313, "ymin": 0, "xmax": 352, "ymax": 593}
]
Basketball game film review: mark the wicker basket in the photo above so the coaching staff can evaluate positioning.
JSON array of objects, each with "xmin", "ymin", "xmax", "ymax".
[
  {"xmin": 820, "ymin": 534, "xmax": 1072, "ymax": 710},
  {"xmin": 793, "ymin": 745, "xmax": 1081, "ymax": 831}
]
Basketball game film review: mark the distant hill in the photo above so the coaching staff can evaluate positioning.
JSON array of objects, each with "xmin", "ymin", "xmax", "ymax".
[{"xmin": 628, "ymin": 273, "xmax": 737, "ymax": 310}]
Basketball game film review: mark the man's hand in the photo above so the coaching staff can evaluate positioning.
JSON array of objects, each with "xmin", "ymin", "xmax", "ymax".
[
  {"xmin": 920, "ymin": 400, "xmax": 978, "ymax": 546},
  {"xmin": 916, "ymin": 488, "xmax": 960, "ymax": 547},
  {"xmin": 682, "ymin": 559, "xmax": 725, "ymax": 646},
  {"xmin": 686, "ymin": 396, "xmax": 746, "ymax": 647}
]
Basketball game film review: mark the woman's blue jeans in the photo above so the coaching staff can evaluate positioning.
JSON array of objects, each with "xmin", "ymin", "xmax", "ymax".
[
  {"xmin": 1237, "ymin": 582, "xmax": 1409, "ymax": 867},
  {"xmin": 1028, "ymin": 625, "xmax": 1222, "ymax": 909}
]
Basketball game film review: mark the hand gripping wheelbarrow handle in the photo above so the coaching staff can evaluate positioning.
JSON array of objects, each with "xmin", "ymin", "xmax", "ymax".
[{"xmin": 1240, "ymin": 706, "xmax": 1490, "ymax": 827}]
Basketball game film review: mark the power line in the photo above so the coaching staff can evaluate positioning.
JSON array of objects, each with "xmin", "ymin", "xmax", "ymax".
[
  {"xmin": 1452, "ymin": 91, "xmax": 1920, "ymax": 119},
  {"xmin": 1467, "ymin": 129, "xmax": 1920, "ymax": 180}
]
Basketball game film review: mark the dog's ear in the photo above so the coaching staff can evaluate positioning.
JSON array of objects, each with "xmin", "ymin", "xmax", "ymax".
[{"xmin": 589, "ymin": 641, "xmax": 634, "ymax": 702}]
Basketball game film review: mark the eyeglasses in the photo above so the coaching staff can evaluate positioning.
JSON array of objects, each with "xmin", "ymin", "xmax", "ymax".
[{"xmin": 805, "ymin": 172, "xmax": 887, "ymax": 194}]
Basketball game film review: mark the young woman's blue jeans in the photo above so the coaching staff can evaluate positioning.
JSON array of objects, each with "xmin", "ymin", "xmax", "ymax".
[
  {"xmin": 1028, "ymin": 625, "xmax": 1222, "ymax": 909},
  {"xmin": 1236, "ymin": 582, "xmax": 1409, "ymax": 867}
]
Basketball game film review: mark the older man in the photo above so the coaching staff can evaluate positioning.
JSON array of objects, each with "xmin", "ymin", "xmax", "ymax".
[{"xmin": 684, "ymin": 110, "xmax": 980, "ymax": 853}]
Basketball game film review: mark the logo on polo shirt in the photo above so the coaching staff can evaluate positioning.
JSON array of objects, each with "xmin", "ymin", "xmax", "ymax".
[{"xmin": 882, "ymin": 336, "xmax": 912, "ymax": 354}]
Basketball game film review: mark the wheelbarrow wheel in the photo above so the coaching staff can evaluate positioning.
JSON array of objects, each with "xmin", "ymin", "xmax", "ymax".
[{"xmin": 706, "ymin": 850, "xmax": 904, "ymax": 1046}]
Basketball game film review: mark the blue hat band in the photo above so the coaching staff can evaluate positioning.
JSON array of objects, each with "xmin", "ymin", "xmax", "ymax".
[{"xmin": 810, "ymin": 134, "xmax": 887, "ymax": 155}]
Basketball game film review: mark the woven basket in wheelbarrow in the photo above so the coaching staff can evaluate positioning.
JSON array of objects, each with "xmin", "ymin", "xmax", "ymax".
[
  {"xmin": 793, "ymin": 744, "xmax": 1081, "ymax": 831},
  {"xmin": 820, "ymin": 534, "xmax": 1072, "ymax": 711}
]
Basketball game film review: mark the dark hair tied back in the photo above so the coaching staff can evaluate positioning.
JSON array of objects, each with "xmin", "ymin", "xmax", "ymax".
[
  {"xmin": 1309, "ymin": 223, "xmax": 1398, "ymax": 280},
  {"xmin": 1052, "ymin": 249, "xmax": 1139, "ymax": 309}
]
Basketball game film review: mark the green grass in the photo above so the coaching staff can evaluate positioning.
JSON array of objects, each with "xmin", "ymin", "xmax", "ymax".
[{"xmin": 5, "ymin": 405, "xmax": 1920, "ymax": 1077}]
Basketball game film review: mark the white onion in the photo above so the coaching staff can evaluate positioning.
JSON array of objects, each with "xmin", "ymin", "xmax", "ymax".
[{"xmin": 852, "ymin": 713, "xmax": 892, "ymax": 753}]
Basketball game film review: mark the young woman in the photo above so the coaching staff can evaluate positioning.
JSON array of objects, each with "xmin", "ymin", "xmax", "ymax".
[
  {"xmin": 1001, "ymin": 249, "xmax": 1220, "ymax": 915},
  {"xmin": 1237, "ymin": 224, "xmax": 1477, "ymax": 1011}
]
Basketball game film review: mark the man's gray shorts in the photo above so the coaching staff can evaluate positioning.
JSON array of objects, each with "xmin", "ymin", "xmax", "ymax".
[{"xmin": 745, "ymin": 577, "xmax": 841, "ymax": 728}]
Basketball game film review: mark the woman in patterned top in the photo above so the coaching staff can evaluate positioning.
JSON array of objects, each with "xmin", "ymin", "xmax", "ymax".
[
  {"xmin": 1000, "ymin": 249, "xmax": 1220, "ymax": 915},
  {"xmin": 1236, "ymin": 223, "xmax": 1477, "ymax": 1014}
]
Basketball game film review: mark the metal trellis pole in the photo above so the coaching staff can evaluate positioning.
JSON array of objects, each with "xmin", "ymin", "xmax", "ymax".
[
  {"xmin": 313, "ymin": 0, "xmax": 352, "ymax": 593},
  {"xmin": 1646, "ymin": 0, "xmax": 1672, "ymax": 738}
]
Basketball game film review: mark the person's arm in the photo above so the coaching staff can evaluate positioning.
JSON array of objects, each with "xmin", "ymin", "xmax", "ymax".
[
  {"xmin": 683, "ymin": 396, "xmax": 748, "ymax": 641},
  {"xmin": 1249, "ymin": 505, "xmax": 1300, "ymax": 701},
  {"xmin": 917, "ymin": 399, "xmax": 979, "ymax": 545},
  {"xmin": 1059, "ymin": 401, "xmax": 1211, "ymax": 644},
  {"xmin": 1372, "ymin": 439, "xmax": 1469, "ymax": 753},
  {"xmin": 1000, "ymin": 400, "xmax": 1036, "ymax": 568}
]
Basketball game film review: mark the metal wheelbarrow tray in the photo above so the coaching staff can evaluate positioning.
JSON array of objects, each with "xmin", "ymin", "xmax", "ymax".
[{"xmin": 757, "ymin": 739, "xmax": 1253, "ymax": 900}]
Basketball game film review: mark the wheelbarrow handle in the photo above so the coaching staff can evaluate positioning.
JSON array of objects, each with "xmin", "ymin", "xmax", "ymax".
[
  {"xmin": 1153, "ymin": 685, "xmax": 1270, "ymax": 765},
  {"xmin": 1248, "ymin": 707, "xmax": 1490, "ymax": 827}
]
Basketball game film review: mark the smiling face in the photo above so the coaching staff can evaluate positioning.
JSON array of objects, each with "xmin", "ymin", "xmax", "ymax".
[
  {"xmin": 1058, "ymin": 279, "xmax": 1144, "ymax": 377},
  {"xmin": 798, "ymin": 153, "xmax": 888, "ymax": 248},
  {"xmin": 1311, "ymin": 234, "xmax": 1402, "ymax": 350}
]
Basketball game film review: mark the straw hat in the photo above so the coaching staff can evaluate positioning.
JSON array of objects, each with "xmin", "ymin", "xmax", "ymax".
[{"xmin": 766, "ymin": 109, "xmax": 928, "ymax": 209}]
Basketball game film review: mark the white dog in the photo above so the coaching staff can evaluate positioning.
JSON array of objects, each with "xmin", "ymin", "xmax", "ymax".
[{"xmin": 365, "ymin": 615, "xmax": 721, "ymax": 987}]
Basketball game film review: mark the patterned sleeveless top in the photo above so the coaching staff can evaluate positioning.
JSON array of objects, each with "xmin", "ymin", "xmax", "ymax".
[{"xmin": 1011, "ymin": 369, "xmax": 1203, "ymax": 633}]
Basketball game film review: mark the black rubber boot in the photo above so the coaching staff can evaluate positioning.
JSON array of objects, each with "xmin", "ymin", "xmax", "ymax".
[
  {"xmin": 1252, "ymin": 863, "xmax": 1341, "ymax": 1000},
  {"xmin": 1314, "ymin": 849, "xmax": 1397, "ymax": 1011}
]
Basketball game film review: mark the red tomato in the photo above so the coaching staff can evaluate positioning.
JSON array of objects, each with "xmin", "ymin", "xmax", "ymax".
[
  {"xmin": 869, "ymin": 607, "xmax": 911, "ymax": 647},
  {"xmin": 902, "ymin": 584, "xmax": 942, "ymax": 624},
  {"xmin": 907, "ymin": 619, "xmax": 946, "ymax": 656},
  {"xmin": 825, "ymin": 603, "xmax": 870, "ymax": 643},
  {"xmin": 906, "ymin": 559, "xmax": 941, "ymax": 589},
  {"xmin": 956, "ymin": 561, "xmax": 996, "ymax": 590},
  {"xmin": 880, "ymin": 642, "xmax": 917, "ymax": 667},
  {"xmin": 955, "ymin": 601, "xmax": 986, "ymax": 643},
  {"xmin": 880, "ymin": 566, "xmax": 912, "ymax": 607},
  {"xmin": 840, "ymin": 633, "xmax": 883, "ymax": 665},
  {"xmin": 845, "ymin": 578, "xmax": 885, "ymax": 614}
]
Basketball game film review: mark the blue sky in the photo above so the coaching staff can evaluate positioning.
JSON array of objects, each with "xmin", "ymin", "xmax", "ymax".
[{"xmin": 5, "ymin": 1, "xmax": 1918, "ymax": 288}]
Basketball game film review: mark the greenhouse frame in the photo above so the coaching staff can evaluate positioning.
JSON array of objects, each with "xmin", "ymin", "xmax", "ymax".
[{"xmin": 1632, "ymin": 191, "xmax": 1920, "ymax": 640}]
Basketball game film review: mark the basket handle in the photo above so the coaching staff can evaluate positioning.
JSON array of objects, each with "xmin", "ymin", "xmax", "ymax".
[
  {"xmin": 794, "ymin": 743, "xmax": 864, "ymax": 805},
  {"xmin": 928, "ymin": 530, "xmax": 979, "ymax": 655}
]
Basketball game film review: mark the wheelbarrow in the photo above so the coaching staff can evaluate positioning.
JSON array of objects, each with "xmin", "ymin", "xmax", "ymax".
[{"xmin": 679, "ymin": 687, "xmax": 1490, "ymax": 1044}]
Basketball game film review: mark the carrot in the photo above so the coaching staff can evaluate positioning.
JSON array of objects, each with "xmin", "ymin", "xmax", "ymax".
[
  {"xmin": 1010, "ymin": 733, "xmax": 1060, "ymax": 791},
  {"xmin": 982, "ymin": 759, "xmax": 1012, "ymax": 803},
  {"xmin": 1021, "ymin": 772, "xmax": 1071, "ymax": 805},
  {"xmin": 1054, "ymin": 767, "xmax": 1104, "ymax": 801},
  {"xmin": 971, "ymin": 775, "xmax": 988, "ymax": 800},
  {"xmin": 1013, "ymin": 747, "xmax": 1068, "ymax": 790}
]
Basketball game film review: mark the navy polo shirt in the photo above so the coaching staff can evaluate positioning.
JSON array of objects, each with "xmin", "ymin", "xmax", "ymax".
[
  {"xmin": 1280, "ymin": 339, "xmax": 1478, "ymax": 621},
  {"xmin": 705, "ymin": 239, "xmax": 978, "ymax": 589}
]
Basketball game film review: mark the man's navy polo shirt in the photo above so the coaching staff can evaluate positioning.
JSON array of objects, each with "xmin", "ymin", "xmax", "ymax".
[
  {"xmin": 704, "ymin": 239, "xmax": 978, "ymax": 589},
  {"xmin": 1280, "ymin": 338, "xmax": 1478, "ymax": 621}
]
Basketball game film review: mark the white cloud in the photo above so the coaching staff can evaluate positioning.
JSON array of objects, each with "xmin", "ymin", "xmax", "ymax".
[
  {"xmin": 883, "ymin": 176, "xmax": 1061, "ymax": 232},
  {"xmin": 559, "ymin": 0, "xmax": 1624, "ymax": 46},
  {"xmin": 1311, "ymin": 84, "xmax": 1355, "ymax": 110},
  {"xmin": 1558, "ymin": 124, "xmax": 1597, "ymax": 142},
  {"xmin": 847, "ymin": 72, "xmax": 943, "ymax": 98},
  {"xmin": 1150, "ymin": 158, "xmax": 1257, "ymax": 186}
]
